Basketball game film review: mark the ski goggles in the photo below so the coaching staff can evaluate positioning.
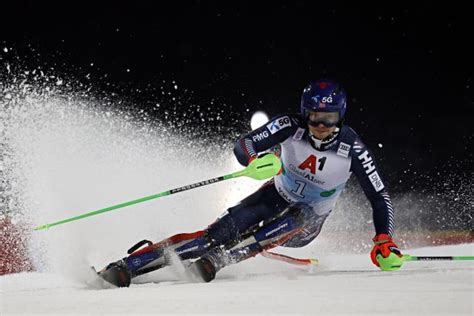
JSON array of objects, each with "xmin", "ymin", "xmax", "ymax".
[{"xmin": 306, "ymin": 111, "xmax": 340, "ymax": 128}]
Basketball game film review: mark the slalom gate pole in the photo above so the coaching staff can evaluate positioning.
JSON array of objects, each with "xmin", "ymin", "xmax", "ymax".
[{"xmin": 34, "ymin": 154, "xmax": 282, "ymax": 231}]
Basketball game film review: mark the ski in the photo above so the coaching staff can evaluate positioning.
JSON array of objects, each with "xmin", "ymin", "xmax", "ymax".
[
  {"xmin": 85, "ymin": 267, "xmax": 118, "ymax": 289},
  {"xmin": 261, "ymin": 250, "xmax": 319, "ymax": 266}
]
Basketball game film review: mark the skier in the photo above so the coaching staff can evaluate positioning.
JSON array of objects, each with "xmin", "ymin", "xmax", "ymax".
[{"xmin": 98, "ymin": 79, "xmax": 402, "ymax": 287}]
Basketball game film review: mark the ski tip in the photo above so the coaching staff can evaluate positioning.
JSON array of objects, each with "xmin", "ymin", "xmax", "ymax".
[
  {"xmin": 261, "ymin": 250, "xmax": 319, "ymax": 266},
  {"xmin": 309, "ymin": 258, "xmax": 319, "ymax": 265},
  {"xmin": 86, "ymin": 266, "xmax": 120, "ymax": 290}
]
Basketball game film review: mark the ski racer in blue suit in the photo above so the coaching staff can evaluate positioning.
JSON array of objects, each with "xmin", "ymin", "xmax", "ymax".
[{"xmin": 98, "ymin": 79, "xmax": 402, "ymax": 287}]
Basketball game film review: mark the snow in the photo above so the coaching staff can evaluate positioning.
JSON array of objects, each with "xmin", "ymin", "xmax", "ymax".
[
  {"xmin": 1, "ymin": 244, "xmax": 473, "ymax": 315},
  {"xmin": 1, "ymin": 85, "xmax": 472, "ymax": 315}
]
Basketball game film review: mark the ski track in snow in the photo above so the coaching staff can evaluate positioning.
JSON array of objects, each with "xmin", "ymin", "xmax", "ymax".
[{"xmin": 1, "ymin": 244, "xmax": 473, "ymax": 315}]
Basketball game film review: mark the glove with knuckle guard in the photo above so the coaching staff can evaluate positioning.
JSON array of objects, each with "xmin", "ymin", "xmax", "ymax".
[{"xmin": 370, "ymin": 233, "xmax": 402, "ymax": 269}]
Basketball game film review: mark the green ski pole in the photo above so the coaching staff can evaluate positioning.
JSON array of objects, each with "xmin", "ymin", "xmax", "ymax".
[
  {"xmin": 377, "ymin": 253, "xmax": 474, "ymax": 271},
  {"xmin": 34, "ymin": 154, "xmax": 281, "ymax": 231},
  {"xmin": 402, "ymin": 255, "xmax": 474, "ymax": 262}
]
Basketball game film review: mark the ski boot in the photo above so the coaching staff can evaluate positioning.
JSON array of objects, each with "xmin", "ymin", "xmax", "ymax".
[
  {"xmin": 189, "ymin": 257, "xmax": 217, "ymax": 283},
  {"xmin": 187, "ymin": 205, "xmax": 310, "ymax": 283},
  {"xmin": 98, "ymin": 260, "xmax": 132, "ymax": 287}
]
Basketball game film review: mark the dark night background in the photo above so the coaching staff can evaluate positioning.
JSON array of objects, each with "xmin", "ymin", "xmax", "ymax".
[{"xmin": 1, "ymin": 1, "xmax": 473, "ymax": 196}]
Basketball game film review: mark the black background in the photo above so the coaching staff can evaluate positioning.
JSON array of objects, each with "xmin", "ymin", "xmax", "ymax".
[{"xmin": 1, "ymin": 1, "xmax": 473, "ymax": 194}]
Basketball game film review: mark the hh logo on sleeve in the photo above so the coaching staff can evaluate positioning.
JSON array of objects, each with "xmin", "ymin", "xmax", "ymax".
[{"xmin": 358, "ymin": 150, "xmax": 385, "ymax": 192}]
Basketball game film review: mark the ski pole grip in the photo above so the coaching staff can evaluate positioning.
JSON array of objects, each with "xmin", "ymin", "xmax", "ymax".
[{"xmin": 244, "ymin": 153, "xmax": 282, "ymax": 180}]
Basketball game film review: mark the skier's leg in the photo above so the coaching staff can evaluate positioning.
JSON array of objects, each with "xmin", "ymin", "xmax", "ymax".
[
  {"xmin": 126, "ymin": 230, "xmax": 211, "ymax": 275},
  {"xmin": 205, "ymin": 180, "xmax": 289, "ymax": 246},
  {"xmin": 98, "ymin": 230, "xmax": 213, "ymax": 286},
  {"xmin": 99, "ymin": 181, "xmax": 288, "ymax": 286},
  {"xmin": 279, "ymin": 209, "xmax": 330, "ymax": 248},
  {"xmin": 129, "ymin": 180, "xmax": 288, "ymax": 271},
  {"xmin": 193, "ymin": 203, "xmax": 330, "ymax": 282}
]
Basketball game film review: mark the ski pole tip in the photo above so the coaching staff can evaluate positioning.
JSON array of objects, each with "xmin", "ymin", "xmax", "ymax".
[{"xmin": 34, "ymin": 224, "xmax": 50, "ymax": 231}]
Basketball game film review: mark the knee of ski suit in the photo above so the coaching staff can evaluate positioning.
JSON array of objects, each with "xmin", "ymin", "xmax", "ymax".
[
  {"xmin": 205, "ymin": 212, "xmax": 241, "ymax": 246},
  {"xmin": 280, "ymin": 203, "xmax": 330, "ymax": 248},
  {"xmin": 205, "ymin": 184, "xmax": 289, "ymax": 246}
]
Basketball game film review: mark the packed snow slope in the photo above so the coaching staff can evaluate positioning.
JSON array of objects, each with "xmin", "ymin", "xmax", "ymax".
[
  {"xmin": 2, "ymin": 72, "xmax": 472, "ymax": 315},
  {"xmin": 1, "ymin": 244, "xmax": 473, "ymax": 315}
]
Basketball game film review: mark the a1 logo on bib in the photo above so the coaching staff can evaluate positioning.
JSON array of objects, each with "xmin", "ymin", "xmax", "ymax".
[
  {"xmin": 298, "ymin": 155, "xmax": 327, "ymax": 174},
  {"xmin": 266, "ymin": 116, "xmax": 291, "ymax": 134}
]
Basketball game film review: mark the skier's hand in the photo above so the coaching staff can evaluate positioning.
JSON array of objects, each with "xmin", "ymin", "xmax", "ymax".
[
  {"xmin": 248, "ymin": 153, "xmax": 282, "ymax": 175},
  {"xmin": 370, "ymin": 234, "xmax": 402, "ymax": 267}
]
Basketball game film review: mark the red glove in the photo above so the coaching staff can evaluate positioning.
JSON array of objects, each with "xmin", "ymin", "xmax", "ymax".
[{"xmin": 370, "ymin": 234, "xmax": 402, "ymax": 267}]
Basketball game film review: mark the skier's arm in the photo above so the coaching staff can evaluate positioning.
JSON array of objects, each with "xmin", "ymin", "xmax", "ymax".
[
  {"xmin": 234, "ymin": 115, "xmax": 298, "ymax": 166},
  {"xmin": 350, "ymin": 137, "xmax": 403, "ymax": 268},
  {"xmin": 350, "ymin": 138, "xmax": 395, "ymax": 236}
]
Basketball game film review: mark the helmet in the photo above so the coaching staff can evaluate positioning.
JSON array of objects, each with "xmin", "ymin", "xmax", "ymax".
[{"xmin": 300, "ymin": 79, "xmax": 347, "ymax": 125}]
